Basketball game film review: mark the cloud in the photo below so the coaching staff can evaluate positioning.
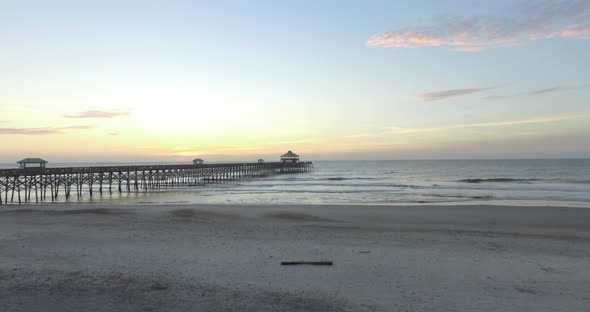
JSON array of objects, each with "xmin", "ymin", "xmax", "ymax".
[
  {"xmin": 367, "ymin": 0, "xmax": 590, "ymax": 51},
  {"xmin": 345, "ymin": 113, "xmax": 590, "ymax": 138},
  {"xmin": 560, "ymin": 25, "xmax": 590, "ymax": 39},
  {"xmin": 528, "ymin": 86, "xmax": 564, "ymax": 95},
  {"xmin": 484, "ymin": 84, "xmax": 588, "ymax": 100},
  {"xmin": 64, "ymin": 110, "xmax": 132, "ymax": 118},
  {"xmin": 0, "ymin": 128, "xmax": 60, "ymax": 135},
  {"xmin": 416, "ymin": 87, "xmax": 492, "ymax": 101},
  {"xmin": 0, "ymin": 125, "xmax": 93, "ymax": 136}
]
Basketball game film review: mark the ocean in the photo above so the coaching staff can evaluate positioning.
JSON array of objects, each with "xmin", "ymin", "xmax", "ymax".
[{"xmin": 1, "ymin": 159, "xmax": 590, "ymax": 207}]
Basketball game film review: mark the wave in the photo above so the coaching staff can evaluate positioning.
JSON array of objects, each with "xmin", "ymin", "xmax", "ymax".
[
  {"xmin": 568, "ymin": 180, "xmax": 590, "ymax": 184},
  {"xmin": 458, "ymin": 178, "xmax": 539, "ymax": 184},
  {"xmin": 245, "ymin": 182, "xmax": 422, "ymax": 189},
  {"xmin": 322, "ymin": 177, "xmax": 376, "ymax": 181},
  {"xmin": 216, "ymin": 190, "xmax": 375, "ymax": 195}
]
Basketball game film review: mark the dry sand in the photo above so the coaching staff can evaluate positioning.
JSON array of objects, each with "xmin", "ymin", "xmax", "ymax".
[{"xmin": 1, "ymin": 203, "xmax": 590, "ymax": 311}]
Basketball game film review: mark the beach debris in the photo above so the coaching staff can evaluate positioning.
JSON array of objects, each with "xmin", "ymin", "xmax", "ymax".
[
  {"xmin": 148, "ymin": 281, "xmax": 169, "ymax": 291},
  {"xmin": 280, "ymin": 261, "xmax": 333, "ymax": 266},
  {"xmin": 358, "ymin": 251, "xmax": 371, "ymax": 254}
]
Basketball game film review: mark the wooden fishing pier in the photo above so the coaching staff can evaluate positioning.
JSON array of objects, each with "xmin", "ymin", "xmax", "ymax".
[{"xmin": 0, "ymin": 153, "xmax": 313, "ymax": 205}]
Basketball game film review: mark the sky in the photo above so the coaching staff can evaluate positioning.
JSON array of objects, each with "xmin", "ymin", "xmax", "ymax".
[{"xmin": 1, "ymin": 0, "xmax": 589, "ymax": 162}]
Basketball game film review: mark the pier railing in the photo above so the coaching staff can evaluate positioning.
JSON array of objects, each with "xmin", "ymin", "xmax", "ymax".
[{"xmin": 0, "ymin": 161, "xmax": 313, "ymax": 205}]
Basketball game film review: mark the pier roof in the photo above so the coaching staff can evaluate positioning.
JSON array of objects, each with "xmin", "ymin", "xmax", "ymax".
[
  {"xmin": 17, "ymin": 158, "xmax": 48, "ymax": 164},
  {"xmin": 280, "ymin": 151, "xmax": 299, "ymax": 158}
]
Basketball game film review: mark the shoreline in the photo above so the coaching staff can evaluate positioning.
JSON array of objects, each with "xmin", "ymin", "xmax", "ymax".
[
  {"xmin": 0, "ymin": 193, "xmax": 590, "ymax": 210},
  {"xmin": 2, "ymin": 201, "xmax": 590, "ymax": 209},
  {"xmin": 2, "ymin": 203, "xmax": 590, "ymax": 311}
]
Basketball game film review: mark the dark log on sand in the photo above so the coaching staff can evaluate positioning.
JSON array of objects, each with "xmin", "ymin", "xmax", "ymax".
[{"xmin": 280, "ymin": 261, "xmax": 333, "ymax": 266}]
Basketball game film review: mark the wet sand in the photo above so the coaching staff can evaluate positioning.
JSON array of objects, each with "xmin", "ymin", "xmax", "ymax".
[{"xmin": 1, "ymin": 204, "xmax": 590, "ymax": 311}]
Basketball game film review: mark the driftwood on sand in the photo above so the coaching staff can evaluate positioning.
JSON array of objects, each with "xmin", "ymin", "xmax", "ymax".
[{"xmin": 280, "ymin": 261, "xmax": 333, "ymax": 266}]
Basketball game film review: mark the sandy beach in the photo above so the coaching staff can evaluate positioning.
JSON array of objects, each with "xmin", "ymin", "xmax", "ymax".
[{"xmin": 1, "ymin": 203, "xmax": 589, "ymax": 311}]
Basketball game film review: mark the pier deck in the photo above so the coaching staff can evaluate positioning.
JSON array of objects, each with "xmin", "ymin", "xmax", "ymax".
[{"xmin": 0, "ymin": 161, "xmax": 313, "ymax": 205}]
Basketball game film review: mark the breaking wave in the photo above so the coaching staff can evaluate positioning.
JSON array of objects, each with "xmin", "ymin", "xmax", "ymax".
[
  {"xmin": 322, "ymin": 177, "xmax": 376, "ymax": 181},
  {"xmin": 458, "ymin": 178, "xmax": 539, "ymax": 183}
]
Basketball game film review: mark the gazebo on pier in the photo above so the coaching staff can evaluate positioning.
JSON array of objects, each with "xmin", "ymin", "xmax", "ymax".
[
  {"xmin": 280, "ymin": 151, "xmax": 299, "ymax": 163},
  {"xmin": 193, "ymin": 158, "xmax": 204, "ymax": 165},
  {"xmin": 18, "ymin": 158, "xmax": 48, "ymax": 169}
]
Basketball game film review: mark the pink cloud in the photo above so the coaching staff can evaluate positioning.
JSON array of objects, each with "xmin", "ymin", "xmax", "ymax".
[
  {"xmin": 0, "ymin": 125, "xmax": 93, "ymax": 136},
  {"xmin": 560, "ymin": 25, "xmax": 590, "ymax": 39},
  {"xmin": 0, "ymin": 128, "xmax": 60, "ymax": 135},
  {"xmin": 367, "ymin": 0, "xmax": 590, "ymax": 52},
  {"xmin": 64, "ymin": 110, "xmax": 132, "ymax": 119}
]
